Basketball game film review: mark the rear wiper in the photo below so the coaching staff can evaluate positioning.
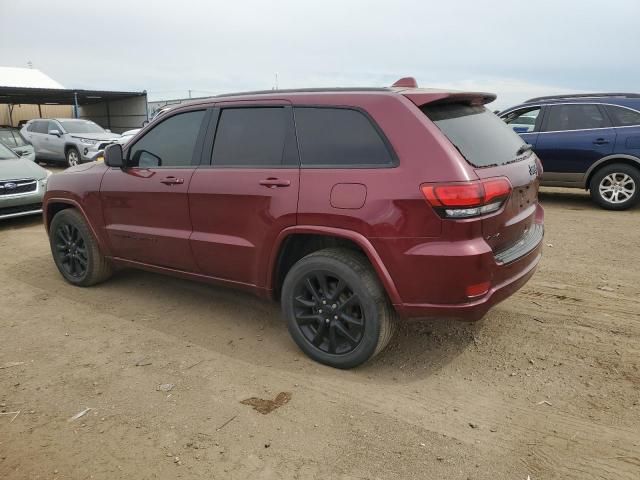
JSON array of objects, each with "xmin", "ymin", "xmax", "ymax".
[{"xmin": 516, "ymin": 144, "xmax": 533, "ymax": 156}]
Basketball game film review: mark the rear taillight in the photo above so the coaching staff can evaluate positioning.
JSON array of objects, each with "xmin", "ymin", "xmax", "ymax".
[{"xmin": 421, "ymin": 177, "xmax": 512, "ymax": 219}]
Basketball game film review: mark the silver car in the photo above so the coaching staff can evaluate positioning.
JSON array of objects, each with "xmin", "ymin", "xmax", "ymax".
[
  {"xmin": 0, "ymin": 142, "xmax": 51, "ymax": 220},
  {"xmin": 0, "ymin": 127, "xmax": 36, "ymax": 161},
  {"xmin": 21, "ymin": 118, "xmax": 121, "ymax": 167}
]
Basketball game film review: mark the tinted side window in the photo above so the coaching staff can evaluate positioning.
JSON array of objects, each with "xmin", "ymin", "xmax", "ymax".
[
  {"xmin": 32, "ymin": 121, "xmax": 49, "ymax": 134},
  {"xmin": 605, "ymin": 105, "xmax": 640, "ymax": 127},
  {"xmin": 503, "ymin": 107, "xmax": 541, "ymax": 133},
  {"xmin": 545, "ymin": 104, "xmax": 609, "ymax": 131},
  {"xmin": 212, "ymin": 107, "xmax": 291, "ymax": 167},
  {"xmin": 129, "ymin": 110, "xmax": 205, "ymax": 168},
  {"xmin": 294, "ymin": 107, "xmax": 393, "ymax": 167}
]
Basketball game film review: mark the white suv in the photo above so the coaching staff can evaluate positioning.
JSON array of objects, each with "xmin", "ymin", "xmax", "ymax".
[{"xmin": 21, "ymin": 119, "xmax": 122, "ymax": 167}]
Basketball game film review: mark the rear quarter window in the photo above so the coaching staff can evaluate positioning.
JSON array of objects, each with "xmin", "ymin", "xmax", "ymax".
[
  {"xmin": 605, "ymin": 105, "xmax": 640, "ymax": 127},
  {"xmin": 422, "ymin": 103, "xmax": 526, "ymax": 168},
  {"xmin": 294, "ymin": 107, "xmax": 395, "ymax": 167}
]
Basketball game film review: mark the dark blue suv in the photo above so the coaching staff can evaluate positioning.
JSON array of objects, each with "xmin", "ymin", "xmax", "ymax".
[{"xmin": 500, "ymin": 93, "xmax": 640, "ymax": 210}]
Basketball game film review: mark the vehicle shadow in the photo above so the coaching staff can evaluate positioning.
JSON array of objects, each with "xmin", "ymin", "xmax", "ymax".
[
  {"xmin": 13, "ymin": 258, "xmax": 478, "ymax": 385},
  {"xmin": 538, "ymin": 187, "xmax": 593, "ymax": 210},
  {"xmin": 359, "ymin": 318, "xmax": 480, "ymax": 382},
  {"xmin": 105, "ymin": 269, "xmax": 480, "ymax": 384},
  {"xmin": 0, "ymin": 215, "xmax": 43, "ymax": 230}
]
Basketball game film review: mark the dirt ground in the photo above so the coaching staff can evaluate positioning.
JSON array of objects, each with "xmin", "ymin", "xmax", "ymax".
[{"xmin": 1, "ymin": 186, "xmax": 639, "ymax": 480}]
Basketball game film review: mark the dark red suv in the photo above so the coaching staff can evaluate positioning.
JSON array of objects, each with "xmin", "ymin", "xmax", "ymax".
[{"xmin": 43, "ymin": 78, "xmax": 544, "ymax": 368}]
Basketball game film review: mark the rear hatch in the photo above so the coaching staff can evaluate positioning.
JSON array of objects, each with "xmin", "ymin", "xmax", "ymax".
[{"xmin": 421, "ymin": 101, "xmax": 542, "ymax": 257}]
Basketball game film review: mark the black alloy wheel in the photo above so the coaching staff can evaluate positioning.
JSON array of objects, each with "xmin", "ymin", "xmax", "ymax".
[
  {"xmin": 293, "ymin": 271, "xmax": 365, "ymax": 355},
  {"xmin": 54, "ymin": 222, "xmax": 88, "ymax": 278},
  {"xmin": 282, "ymin": 248, "xmax": 397, "ymax": 369},
  {"xmin": 49, "ymin": 209, "xmax": 112, "ymax": 286}
]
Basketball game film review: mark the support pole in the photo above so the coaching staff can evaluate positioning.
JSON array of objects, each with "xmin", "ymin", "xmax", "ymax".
[{"xmin": 106, "ymin": 100, "xmax": 111, "ymax": 130}]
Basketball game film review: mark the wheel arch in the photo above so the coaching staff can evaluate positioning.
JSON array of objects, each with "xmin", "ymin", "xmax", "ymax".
[
  {"xmin": 64, "ymin": 143, "xmax": 80, "ymax": 155},
  {"xmin": 584, "ymin": 154, "xmax": 640, "ymax": 189},
  {"xmin": 267, "ymin": 226, "xmax": 402, "ymax": 305},
  {"xmin": 45, "ymin": 198, "xmax": 109, "ymax": 254}
]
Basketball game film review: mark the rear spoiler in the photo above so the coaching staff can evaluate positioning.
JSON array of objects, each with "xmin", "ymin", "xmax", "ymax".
[{"xmin": 399, "ymin": 90, "xmax": 497, "ymax": 107}]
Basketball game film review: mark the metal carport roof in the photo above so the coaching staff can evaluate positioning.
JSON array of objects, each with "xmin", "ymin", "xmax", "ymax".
[{"xmin": 0, "ymin": 86, "xmax": 146, "ymax": 106}]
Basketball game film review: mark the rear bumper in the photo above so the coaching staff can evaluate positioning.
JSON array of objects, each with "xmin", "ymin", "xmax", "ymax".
[
  {"xmin": 383, "ymin": 205, "xmax": 544, "ymax": 321},
  {"xmin": 394, "ymin": 246, "xmax": 541, "ymax": 321}
]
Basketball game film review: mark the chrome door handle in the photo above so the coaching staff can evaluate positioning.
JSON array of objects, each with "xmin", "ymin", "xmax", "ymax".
[{"xmin": 160, "ymin": 176, "xmax": 184, "ymax": 185}]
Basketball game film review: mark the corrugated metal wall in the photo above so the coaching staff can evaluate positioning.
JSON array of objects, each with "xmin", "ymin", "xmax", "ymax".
[
  {"xmin": 79, "ymin": 96, "xmax": 148, "ymax": 133},
  {"xmin": 0, "ymin": 104, "xmax": 73, "ymax": 126}
]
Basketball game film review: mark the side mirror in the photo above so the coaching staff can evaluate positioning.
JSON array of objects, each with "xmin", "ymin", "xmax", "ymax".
[
  {"xmin": 49, "ymin": 129, "xmax": 61, "ymax": 137},
  {"xmin": 104, "ymin": 143, "xmax": 124, "ymax": 168},
  {"xmin": 105, "ymin": 128, "xmax": 111, "ymax": 133}
]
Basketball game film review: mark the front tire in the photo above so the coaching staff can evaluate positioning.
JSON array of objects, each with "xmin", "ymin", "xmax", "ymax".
[
  {"xmin": 281, "ymin": 248, "xmax": 397, "ymax": 369},
  {"xmin": 49, "ymin": 209, "xmax": 112, "ymax": 286},
  {"xmin": 590, "ymin": 163, "xmax": 640, "ymax": 210},
  {"xmin": 66, "ymin": 147, "xmax": 80, "ymax": 167}
]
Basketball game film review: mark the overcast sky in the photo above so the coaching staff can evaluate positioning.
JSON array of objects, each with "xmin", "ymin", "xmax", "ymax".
[{"xmin": 1, "ymin": 0, "xmax": 639, "ymax": 109}]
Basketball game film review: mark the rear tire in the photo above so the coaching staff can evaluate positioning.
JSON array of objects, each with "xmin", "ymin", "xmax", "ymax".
[
  {"xmin": 49, "ymin": 209, "xmax": 112, "ymax": 286},
  {"xmin": 589, "ymin": 163, "xmax": 640, "ymax": 210},
  {"xmin": 281, "ymin": 248, "xmax": 397, "ymax": 369}
]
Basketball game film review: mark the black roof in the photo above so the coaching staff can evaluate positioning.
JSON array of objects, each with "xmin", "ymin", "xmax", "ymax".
[
  {"xmin": 0, "ymin": 86, "xmax": 146, "ymax": 105},
  {"xmin": 525, "ymin": 92, "xmax": 640, "ymax": 103}
]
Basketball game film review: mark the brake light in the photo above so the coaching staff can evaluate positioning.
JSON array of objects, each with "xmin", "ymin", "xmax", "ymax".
[{"xmin": 421, "ymin": 177, "xmax": 512, "ymax": 218}]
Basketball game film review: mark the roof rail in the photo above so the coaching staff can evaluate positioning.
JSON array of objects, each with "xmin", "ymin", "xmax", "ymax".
[
  {"xmin": 215, "ymin": 87, "xmax": 389, "ymax": 98},
  {"xmin": 525, "ymin": 92, "xmax": 640, "ymax": 103}
]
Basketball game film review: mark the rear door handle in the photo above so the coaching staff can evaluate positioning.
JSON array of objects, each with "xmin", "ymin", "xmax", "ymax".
[
  {"xmin": 593, "ymin": 138, "xmax": 610, "ymax": 145},
  {"xmin": 160, "ymin": 176, "xmax": 184, "ymax": 185},
  {"xmin": 259, "ymin": 178, "xmax": 291, "ymax": 188}
]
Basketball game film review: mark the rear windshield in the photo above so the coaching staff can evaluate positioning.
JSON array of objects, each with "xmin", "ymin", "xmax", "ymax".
[{"xmin": 422, "ymin": 103, "xmax": 527, "ymax": 168}]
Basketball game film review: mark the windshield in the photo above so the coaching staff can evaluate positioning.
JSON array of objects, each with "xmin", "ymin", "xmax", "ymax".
[
  {"xmin": 0, "ymin": 129, "xmax": 29, "ymax": 147},
  {"xmin": 59, "ymin": 120, "xmax": 106, "ymax": 135},
  {"xmin": 0, "ymin": 142, "xmax": 19, "ymax": 160},
  {"xmin": 422, "ymin": 103, "xmax": 527, "ymax": 168}
]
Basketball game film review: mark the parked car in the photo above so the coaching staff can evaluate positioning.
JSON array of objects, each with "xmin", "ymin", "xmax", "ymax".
[
  {"xmin": 21, "ymin": 118, "xmax": 121, "ymax": 167},
  {"xmin": 0, "ymin": 141, "xmax": 51, "ymax": 220},
  {"xmin": 43, "ymin": 81, "xmax": 544, "ymax": 368},
  {"xmin": 500, "ymin": 93, "xmax": 640, "ymax": 209},
  {"xmin": 116, "ymin": 129, "xmax": 140, "ymax": 146},
  {"xmin": 0, "ymin": 126, "xmax": 36, "ymax": 161}
]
